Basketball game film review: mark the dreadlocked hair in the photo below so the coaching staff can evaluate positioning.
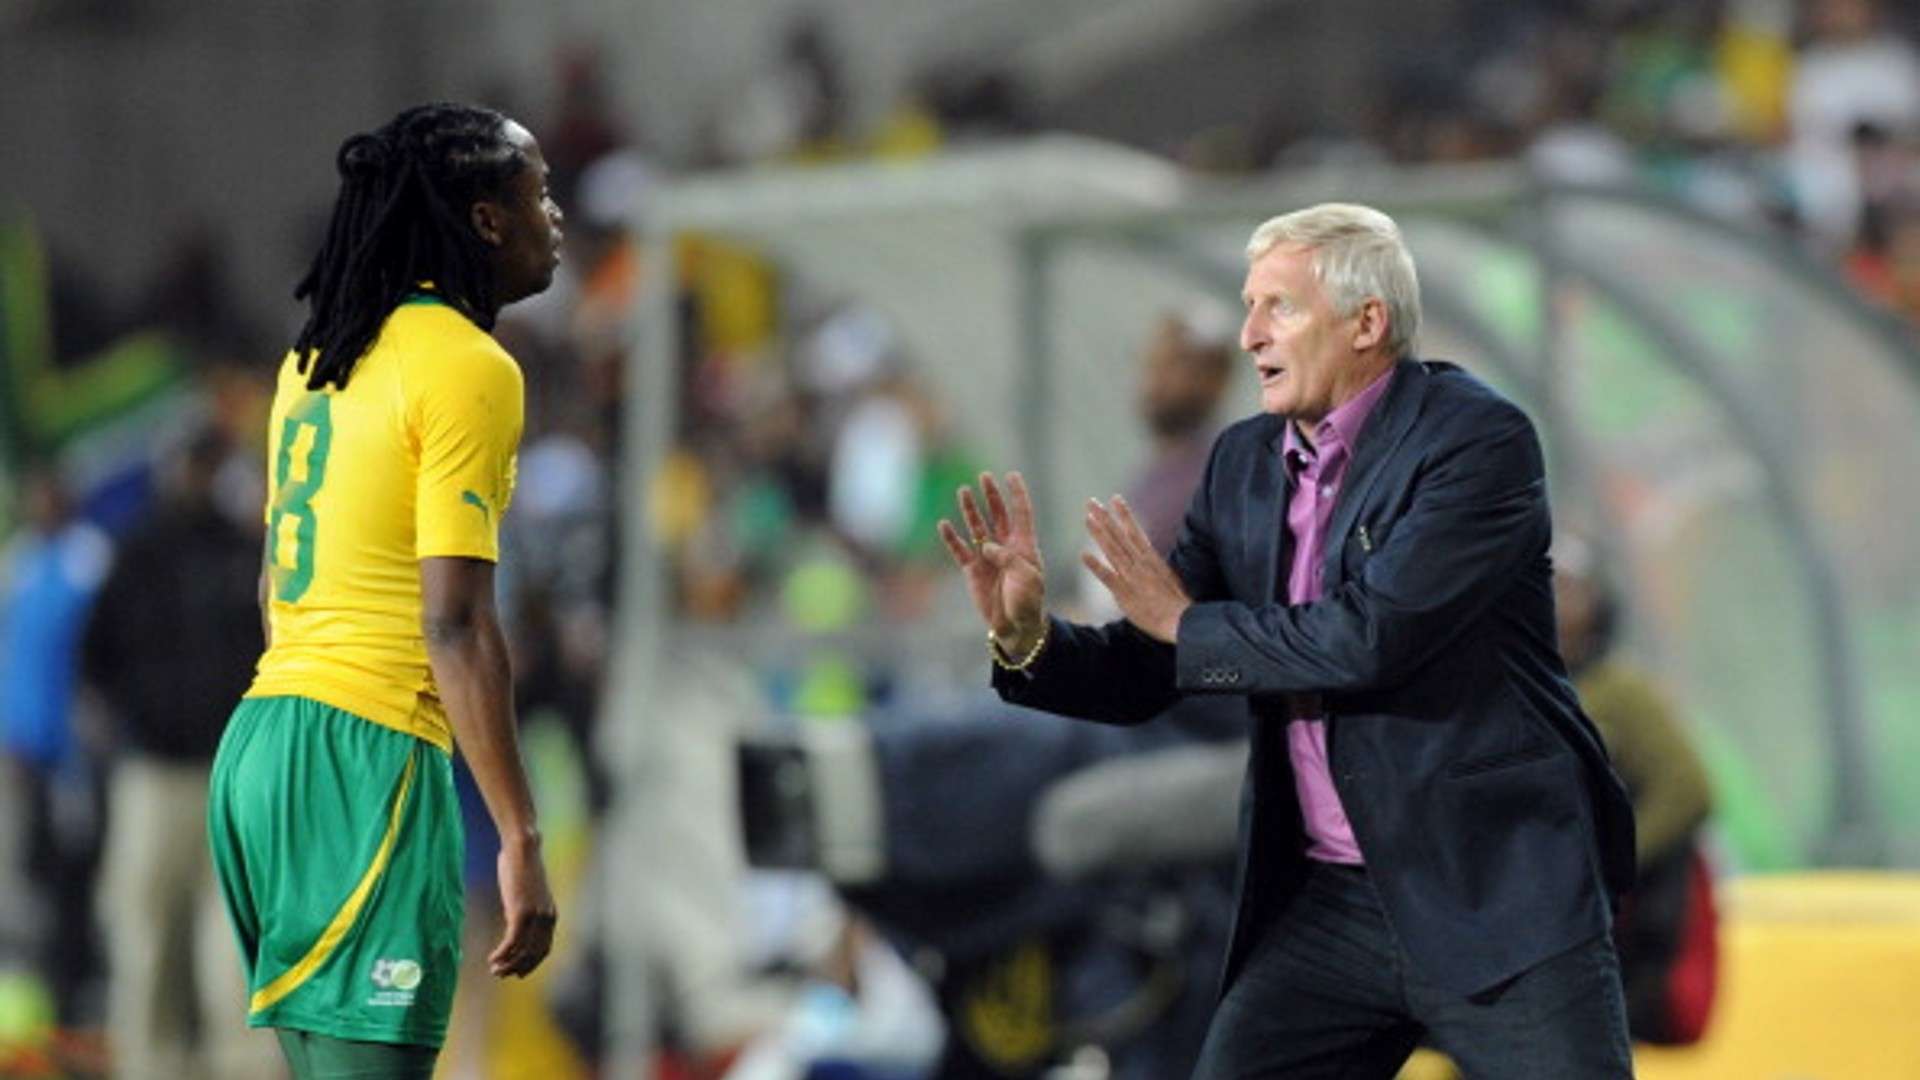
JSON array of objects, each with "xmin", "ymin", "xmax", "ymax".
[{"xmin": 291, "ymin": 102, "xmax": 528, "ymax": 390}]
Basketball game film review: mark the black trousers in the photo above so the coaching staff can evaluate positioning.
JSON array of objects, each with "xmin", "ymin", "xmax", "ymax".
[
  {"xmin": 1191, "ymin": 862, "xmax": 1632, "ymax": 1079},
  {"xmin": 16, "ymin": 761, "xmax": 105, "ymax": 1025}
]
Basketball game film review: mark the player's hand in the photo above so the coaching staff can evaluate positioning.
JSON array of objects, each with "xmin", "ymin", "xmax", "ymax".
[
  {"xmin": 1082, "ymin": 494, "xmax": 1189, "ymax": 643},
  {"xmin": 939, "ymin": 471, "xmax": 1047, "ymax": 652},
  {"xmin": 491, "ymin": 838, "xmax": 558, "ymax": 978}
]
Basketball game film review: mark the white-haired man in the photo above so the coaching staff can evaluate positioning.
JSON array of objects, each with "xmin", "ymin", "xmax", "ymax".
[{"xmin": 941, "ymin": 203, "xmax": 1636, "ymax": 1077}]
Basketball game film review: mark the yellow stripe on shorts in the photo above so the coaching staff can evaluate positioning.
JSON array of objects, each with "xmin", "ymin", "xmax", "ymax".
[{"xmin": 250, "ymin": 752, "xmax": 419, "ymax": 1014}]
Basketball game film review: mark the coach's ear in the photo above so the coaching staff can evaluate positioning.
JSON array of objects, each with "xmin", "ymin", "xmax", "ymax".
[
  {"xmin": 1350, "ymin": 296, "xmax": 1390, "ymax": 353},
  {"xmin": 470, "ymin": 200, "xmax": 507, "ymax": 248}
]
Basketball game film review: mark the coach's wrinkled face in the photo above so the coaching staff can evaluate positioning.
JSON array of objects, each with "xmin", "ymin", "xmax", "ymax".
[{"xmin": 1239, "ymin": 243, "xmax": 1384, "ymax": 426}]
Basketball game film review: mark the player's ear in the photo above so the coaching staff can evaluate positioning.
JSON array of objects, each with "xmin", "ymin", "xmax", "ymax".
[{"xmin": 470, "ymin": 200, "xmax": 507, "ymax": 248}]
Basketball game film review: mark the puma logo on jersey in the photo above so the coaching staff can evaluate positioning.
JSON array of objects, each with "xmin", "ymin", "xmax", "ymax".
[{"xmin": 461, "ymin": 489, "xmax": 491, "ymax": 525}]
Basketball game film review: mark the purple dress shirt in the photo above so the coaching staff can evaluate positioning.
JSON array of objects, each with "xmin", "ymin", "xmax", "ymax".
[{"xmin": 1280, "ymin": 368, "xmax": 1395, "ymax": 864}]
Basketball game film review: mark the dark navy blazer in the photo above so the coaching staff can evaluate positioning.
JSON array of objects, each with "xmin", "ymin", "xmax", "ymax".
[{"xmin": 995, "ymin": 357, "xmax": 1636, "ymax": 996}]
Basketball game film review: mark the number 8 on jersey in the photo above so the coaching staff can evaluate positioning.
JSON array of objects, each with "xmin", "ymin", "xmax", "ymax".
[{"xmin": 269, "ymin": 392, "xmax": 334, "ymax": 603}]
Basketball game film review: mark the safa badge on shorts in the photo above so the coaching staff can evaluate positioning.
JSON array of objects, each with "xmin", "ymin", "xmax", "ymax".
[{"xmin": 369, "ymin": 957, "xmax": 424, "ymax": 1007}]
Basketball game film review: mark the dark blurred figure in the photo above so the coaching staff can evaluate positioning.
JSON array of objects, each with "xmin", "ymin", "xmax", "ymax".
[
  {"xmin": 918, "ymin": 63, "xmax": 1036, "ymax": 142},
  {"xmin": 0, "ymin": 465, "xmax": 112, "ymax": 1024},
  {"xmin": 705, "ymin": 12, "xmax": 850, "ymax": 164},
  {"xmin": 1555, "ymin": 537, "xmax": 1718, "ymax": 1047},
  {"xmin": 544, "ymin": 48, "xmax": 631, "ymax": 212},
  {"xmin": 133, "ymin": 224, "xmax": 237, "ymax": 350},
  {"xmin": 779, "ymin": 15, "xmax": 847, "ymax": 151},
  {"xmin": 1127, "ymin": 310, "xmax": 1235, "ymax": 557},
  {"xmin": 81, "ymin": 429, "xmax": 276, "ymax": 1078}
]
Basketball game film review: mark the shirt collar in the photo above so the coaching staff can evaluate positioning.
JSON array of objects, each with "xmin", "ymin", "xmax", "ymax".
[{"xmin": 1282, "ymin": 365, "xmax": 1397, "ymax": 471}]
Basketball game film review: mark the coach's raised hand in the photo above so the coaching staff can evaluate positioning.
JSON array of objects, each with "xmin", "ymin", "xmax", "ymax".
[
  {"xmin": 939, "ymin": 471, "xmax": 1047, "ymax": 656},
  {"xmin": 1082, "ymin": 494, "xmax": 1189, "ymax": 644}
]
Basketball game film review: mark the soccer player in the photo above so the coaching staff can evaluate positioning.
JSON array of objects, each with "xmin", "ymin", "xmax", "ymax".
[{"xmin": 207, "ymin": 102, "xmax": 564, "ymax": 1079}]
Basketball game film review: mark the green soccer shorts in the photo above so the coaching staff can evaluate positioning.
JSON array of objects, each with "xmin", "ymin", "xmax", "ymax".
[{"xmin": 208, "ymin": 695, "xmax": 464, "ymax": 1048}]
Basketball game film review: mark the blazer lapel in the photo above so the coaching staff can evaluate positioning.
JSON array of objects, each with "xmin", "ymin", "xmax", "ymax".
[
  {"xmin": 1255, "ymin": 415, "xmax": 1293, "ymax": 604},
  {"xmin": 1322, "ymin": 358, "xmax": 1429, "ymax": 586}
]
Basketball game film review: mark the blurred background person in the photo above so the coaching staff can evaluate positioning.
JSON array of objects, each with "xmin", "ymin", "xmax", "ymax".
[
  {"xmin": 1124, "ymin": 308, "xmax": 1236, "ymax": 557},
  {"xmin": 0, "ymin": 466, "xmax": 113, "ymax": 1032},
  {"xmin": 80, "ymin": 427, "xmax": 279, "ymax": 1079},
  {"xmin": 1787, "ymin": 0, "xmax": 1920, "ymax": 253},
  {"xmin": 1072, "ymin": 307, "xmax": 1234, "ymax": 625},
  {"xmin": 1555, "ymin": 536, "xmax": 1719, "ymax": 1048}
]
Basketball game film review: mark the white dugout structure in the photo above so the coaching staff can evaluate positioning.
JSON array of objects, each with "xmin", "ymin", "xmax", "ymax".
[{"xmin": 595, "ymin": 138, "xmax": 1920, "ymax": 1072}]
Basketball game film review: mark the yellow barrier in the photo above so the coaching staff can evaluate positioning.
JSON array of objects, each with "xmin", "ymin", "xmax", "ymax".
[
  {"xmin": 1401, "ymin": 872, "xmax": 1920, "ymax": 1080},
  {"xmin": 1637, "ymin": 871, "xmax": 1920, "ymax": 1080}
]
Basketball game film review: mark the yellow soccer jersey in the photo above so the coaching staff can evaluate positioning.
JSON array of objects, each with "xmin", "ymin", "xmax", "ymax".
[{"xmin": 245, "ymin": 297, "xmax": 522, "ymax": 751}]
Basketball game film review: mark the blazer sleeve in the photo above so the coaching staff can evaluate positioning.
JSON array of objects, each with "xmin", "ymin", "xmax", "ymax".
[
  {"xmin": 993, "ymin": 435, "xmax": 1235, "ymax": 725},
  {"xmin": 1175, "ymin": 402, "xmax": 1548, "ymax": 696}
]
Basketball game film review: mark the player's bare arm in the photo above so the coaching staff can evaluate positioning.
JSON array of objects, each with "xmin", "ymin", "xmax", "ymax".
[{"xmin": 421, "ymin": 555, "xmax": 556, "ymax": 979}]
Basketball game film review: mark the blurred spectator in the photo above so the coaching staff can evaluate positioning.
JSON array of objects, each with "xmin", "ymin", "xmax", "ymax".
[
  {"xmin": 1126, "ymin": 309, "xmax": 1236, "ymax": 556},
  {"xmin": 829, "ymin": 375, "xmax": 925, "ymax": 558},
  {"xmin": 1555, "ymin": 536, "xmax": 1718, "ymax": 1046},
  {"xmin": 917, "ymin": 63, "xmax": 1036, "ymax": 143},
  {"xmin": 570, "ymin": 150, "xmax": 659, "ymax": 370},
  {"xmin": 1849, "ymin": 187, "xmax": 1920, "ymax": 325},
  {"xmin": 544, "ymin": 48, "xmax": 633, "ymax": 212},
  {"xmin": 707, "ymin": 14, "xmax": 850, "ymax": 166},
  {"xmin": 1067, "ymin": 308, "xmax": 1233, "ymax": 628},
  {"xmin": 131, "ymin": 223, "xmax": 249, "ymax": 352},
  {"xmin": 80, "ymin": 428, "xmax": 276, "ymax": 1079},
  {"xmin": 721, "ymin": 880, "xmax": 944, "ymax": 1080},
  {"xmin": 0, "ymin": 465, "xmax": 112, "ymax": 1025},
  {"xmin": 502, "ymin": 390, "xmax": 618, "ymax": 810},
  {"xmin": 1526, "ymin": 23, "xmax": 1638, "ymax": 186},
  {"xmin": 1602, "ymin": 1, "xmax": 1736, "ymax": 151},
  {"xmin": 827, "ymin": 364, "xmax": 976, "ymax": 588},
  {"xmin": 1787, "ymin": 0, "xmax": 1920, "ymax": 251}
]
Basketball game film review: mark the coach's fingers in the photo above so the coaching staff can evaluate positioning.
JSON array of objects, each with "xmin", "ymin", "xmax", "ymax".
[
  {"xmin": 1006, "ymin": 472, "xmax": 1036, "ymax": 542},
  {"xmin": 1108, "ymin": 496, "xmax": 1156, "ymax": 561},
  {"xmin": 937, "ymin": 519, "xmax": 976, "ymax": 568},
  {"xmin": 958, "ymin": 486, "xmax": 991, "ymax": 548},
  {"xmin": 1084, "ymin": 499, "xmax": 1131, "ymax": 571},
  {"xmin": 981, "ymin": 472, "xmax": 1013, "ymax": 542},
  {"xmin": 1080, "ymin": 549, "xmax": 1115, "ymax": 586}
]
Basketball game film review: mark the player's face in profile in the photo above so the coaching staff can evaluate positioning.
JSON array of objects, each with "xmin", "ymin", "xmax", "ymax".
[
  {"xmin": 487, "ymin": 120, "xmax": 565, "ymax": 305},
  {"xmin": 1239, "ymin": 243, "xmax": 1358, "ymax": 425}
]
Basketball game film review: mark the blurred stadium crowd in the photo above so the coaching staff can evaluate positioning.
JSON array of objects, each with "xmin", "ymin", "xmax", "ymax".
[{"xmin": 4, "ymin": 0, "xmax": 1920, "ymax": 1077}]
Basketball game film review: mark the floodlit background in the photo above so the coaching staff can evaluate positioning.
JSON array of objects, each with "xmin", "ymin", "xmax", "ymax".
[{"xmin": 3, "ymin": 1, "xmax": 1920, "ymax": 1077}]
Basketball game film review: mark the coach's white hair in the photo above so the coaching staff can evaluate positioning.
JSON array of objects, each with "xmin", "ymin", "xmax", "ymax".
[{"xmin": 1245, "ymin": 203, "xmax": 1421, "ymax": 358}]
